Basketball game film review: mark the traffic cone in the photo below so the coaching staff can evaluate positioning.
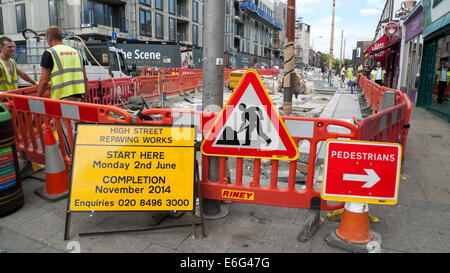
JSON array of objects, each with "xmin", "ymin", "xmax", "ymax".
[
  {"xmin": 325, "ymin": 202, "xmax": 382, "ymax": 253},
  {"xmin": 34, "ymin": 124, "xmax": 70, "ymax": 202}
]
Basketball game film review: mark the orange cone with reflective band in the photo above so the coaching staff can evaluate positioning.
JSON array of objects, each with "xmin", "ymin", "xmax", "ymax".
[
  {"xmin": 325, "ymin": 202, "xmax": 382, "ymax": 252},
  {"xmin": 34, "ymin": 124, "xmax": 69, "ymax": 202},
  {"xmin": 336, "ymin": 203, "xmax": 372, "ymax": 243}
]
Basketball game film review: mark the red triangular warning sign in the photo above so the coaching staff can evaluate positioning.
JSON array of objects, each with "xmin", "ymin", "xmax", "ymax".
[{"xmin": 201, "ymin": 69, "xmax": 299, "ymax": 160}]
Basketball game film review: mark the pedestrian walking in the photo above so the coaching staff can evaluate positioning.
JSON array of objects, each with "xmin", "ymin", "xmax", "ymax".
[
  {"xmin": 371, "ymin": 61, "xmax": 385, "ymax": 86},
  {"xmin": 340, "ymin": 65, "xmax": 346, "ymax": 88},
  {"xmin": 347, "ymin": 66, "xmax": 354, "ymax": 93},
  {"xmin": 436, "ymin": 58, "xmax": 449, "ymax": 104},
  {"xmin": 0, "ymin": 36, "xmax": 37, "ymax": 92}
]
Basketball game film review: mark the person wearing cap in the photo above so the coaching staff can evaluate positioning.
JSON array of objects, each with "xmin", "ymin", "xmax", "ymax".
[
  {"xmin": 0, "ymin": 36, "xmax": 37, "ymax": 93},
  {"xmin": 37, "ymin": 26, "xmax": 87, "ymax": 100},
  {"xmin": 436, "ymin": 58, "xmax": 449, "ymax": 104}
]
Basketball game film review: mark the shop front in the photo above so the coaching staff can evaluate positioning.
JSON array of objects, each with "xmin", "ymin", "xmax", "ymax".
[
  {"xmin": 399, "ymin": 4, "xmax": 423, "ymax": 103},
  {"xmin": 417, "ymin": 8, "xmax": 450, "ymax": 122}
]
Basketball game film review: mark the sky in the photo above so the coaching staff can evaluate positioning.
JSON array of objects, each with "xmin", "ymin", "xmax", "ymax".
[{"xmin": 281, "ymin": 0, "xmax": 386, "ymax": 59}]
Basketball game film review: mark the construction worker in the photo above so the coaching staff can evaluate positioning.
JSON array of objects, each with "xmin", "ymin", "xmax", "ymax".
[
  {"xmin": 347, "ymin": 66, "xmax": 354, "ymax": 93},
  {"xmin": 340, "ymin": 65, "xmax": 346, "ymax": 88},
  {"xmin": 37, "ymin": 26, "xmax": 87, "ymax": 100},
  {"xmin": 358, "ymin": 64, "xmax": 364, "ymax": 73},
  {"xmin": 436, "ymin": 58, "xmax": 449, "ymax": 104},
  {"xmin": 0, "ymin": 36, "xmax": 37, "ymax": 93},
  {"xmin": 371, "ymin": 61, "xmax": 385, "ymax": 86}
]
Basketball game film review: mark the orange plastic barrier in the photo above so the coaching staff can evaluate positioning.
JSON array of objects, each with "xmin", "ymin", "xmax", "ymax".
[
  {"xmin": 357, "ymin": 74, "xmax": 412, "ymax": 159},
  {"xmin": 99, "ymin": 78, "xmax": 134, "ymax": 107},
  {"xmin": 135, "ymin": 108, "xmax": 356, "ymax": 211},
  {"xmin": 0, "ymin": 93, "xmax": 132, "ymax": 167},
  {"xmin": 85, "ymin": 80, "xmax": 101, "ymax": 104},
  {"xmin": 133, "ymin": 76, "xmax": 160, "ymax": 99}
]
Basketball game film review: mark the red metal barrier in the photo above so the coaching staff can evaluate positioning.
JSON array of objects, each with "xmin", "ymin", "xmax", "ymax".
[
  {"xmin": 135, "ymin": 108, "xmax": 355, "ymax": 211},
  {"xmin": 0, "ymin": 93, "xmax": 132, "ymax": 167}
]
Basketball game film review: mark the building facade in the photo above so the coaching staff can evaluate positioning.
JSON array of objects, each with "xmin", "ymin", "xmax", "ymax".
[
  {"xmin": 294, "ymin": 19, "xmax": 311, "ymax": 67},
  {"xmin": 0, "ymin": 0, "xmax": 282, "ymax": 69},
  {"xmin": 226, "ymin": 0, "xmax": 283, "ymax": 68},
  {"xmin": 0, "ymin": 0, "xmax": 203, "ymax": 47}
]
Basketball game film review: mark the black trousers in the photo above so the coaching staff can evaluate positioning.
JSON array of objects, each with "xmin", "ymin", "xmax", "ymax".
[
  {"xmin": 438, "ymin": 81, "xmax": 447, "ymax": 103},
  {"xmin": 375, "ymin": 80, "xmax": 383, "ymax": 86}
]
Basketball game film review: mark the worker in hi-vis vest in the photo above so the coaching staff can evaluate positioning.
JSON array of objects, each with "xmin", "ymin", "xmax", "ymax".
[
  {"xmin": 347, "ymin": 66, "xmax": 354, "ymax": 93},
  {"xmin": 371, "ymin": 61, "xmax": 385, "ymax": 86},
  {"xmin": 436, "ymin": 58, "xmax": 449, "ymax": 104},
  {"xmin": 340, "ymin": 65, "xmax": 346, "ymax": 88},
  {"xmin": 0, "ymin": 36, "xmax": 37, "ymax": 93},
  {"xmin": 37, "ymin": 26, "xmax": 87, "ymax": 100},
  {"xmin": 358, "ymin": 64, "xmax": 364, "ymax": 73}
]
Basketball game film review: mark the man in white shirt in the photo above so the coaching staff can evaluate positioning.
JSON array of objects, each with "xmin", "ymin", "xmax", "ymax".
[
  {"xmin": 371, "ymin": 61, "xmax": 385, "ymax": 86},
  {"xmin": 436, "ymin": 58, "xmax": 449, "ymax": 104}
]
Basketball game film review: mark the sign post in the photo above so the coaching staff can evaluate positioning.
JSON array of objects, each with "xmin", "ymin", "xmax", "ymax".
[
  {"xmin": 64, "ymin": 123, "xmax": 204, "ymax": 239},
  {"xmin": 321, "ymin": 139, "xmax": 402, "ymax": 205}
]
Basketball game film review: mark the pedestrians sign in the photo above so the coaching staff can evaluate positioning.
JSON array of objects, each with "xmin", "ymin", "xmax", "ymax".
[
  {"xmin": 201, "ymin": 69, "xmax": 299, "ymax": 160},
  {"xmin": 321, "ymin": 139, "xmax": 402, "ymax": 205}
]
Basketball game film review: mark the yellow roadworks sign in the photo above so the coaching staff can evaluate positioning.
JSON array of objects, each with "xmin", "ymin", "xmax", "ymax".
[{"xmin": 68, "ymin": 124, "xmax": 195, "ymax": 212}]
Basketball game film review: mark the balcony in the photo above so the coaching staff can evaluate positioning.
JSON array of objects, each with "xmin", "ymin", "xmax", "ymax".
[{"xmin": 238, "ymin": 1, "xmax": 283, "ymax": 30}]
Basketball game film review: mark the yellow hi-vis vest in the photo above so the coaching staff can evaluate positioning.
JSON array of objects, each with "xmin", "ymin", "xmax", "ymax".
[
  {"xmin": 0, "ymin": 58, "xmax": 18, "ymax": 92},
  {"xmin": 436, "ymin": 69, "xmax": 450, "ymax": 84},
  {"xmin": 358, "ymin": 65, "xmax": 363, "ymax": 72},
  {"xmin": 347, "ymin": 67, "xmax": 354, "ymax": 80},
  {"xmin": 47, "ymin": 44, "xmax": 85, "ymax": 99},
  {"xmin": 371, "ymin": 68, "xmax": 385, "ymax": 82},
  {"xmin": 341, "ymin": 68, "xmax": 346, "ymax": 76}
]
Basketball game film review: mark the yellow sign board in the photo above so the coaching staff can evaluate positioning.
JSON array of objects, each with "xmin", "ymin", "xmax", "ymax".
[{"xmin": 68, "ymin": 124, "xmax": 195, "ymax": 212}]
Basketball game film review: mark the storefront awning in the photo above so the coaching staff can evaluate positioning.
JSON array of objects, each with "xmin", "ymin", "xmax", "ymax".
[
  {"xmin": 370, "ymin": 37, "xmax": 401, "ymax": 55},
  {"xmin": 363, "ymin": 34, "xmax": 388, "ymax": 56}
]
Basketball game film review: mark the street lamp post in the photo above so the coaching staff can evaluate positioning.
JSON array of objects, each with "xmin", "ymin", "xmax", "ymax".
[{"xmin": 328, "ymin": 0, "xmax": 336, "ymax": 85}]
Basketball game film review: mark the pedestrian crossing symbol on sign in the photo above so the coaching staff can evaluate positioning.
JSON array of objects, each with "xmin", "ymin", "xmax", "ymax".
[{"xmin": 201, "ymin": 69, "xmax": 299, "ymax": 160}]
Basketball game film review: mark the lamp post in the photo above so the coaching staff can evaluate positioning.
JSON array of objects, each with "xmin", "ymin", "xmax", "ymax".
[
  {"xmin": 328, "ymin": 0, "xmax": 336, "ymax": 85},
  {"xmin": 311, "ymin": 36, "xmax": 323, "ymax": 50}
]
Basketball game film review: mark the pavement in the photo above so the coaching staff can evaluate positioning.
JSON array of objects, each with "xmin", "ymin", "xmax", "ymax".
[{"xmin": 0, "ymin": 76, "xmax": 449, "ymax": 254}]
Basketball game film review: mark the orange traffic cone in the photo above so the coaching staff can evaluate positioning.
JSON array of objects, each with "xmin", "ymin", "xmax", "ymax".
[
  {"xmin": 325, "ymin": 202, "xmax": 382, "ymax": 253},
  {"xmin": 34, "ymin": 124, "xmax": 70, "ymax": 202}
]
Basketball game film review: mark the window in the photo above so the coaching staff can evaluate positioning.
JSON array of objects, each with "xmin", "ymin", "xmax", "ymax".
[
  {"xmin": 169, "ymin": 0, "xmax": 176, "ymax": 14},
  {"xmin": 193, "ymin": 24, "xmax": 198, "ymax": 46},
  {"xmin": 155, "ymin": 13, "xmax": 163, "ymax": 39},
  {"xmin": 83, "ymin": 0, "xmax": 126, "ymax": 30},
  {"xmin": 169, "ymin": 17, "xmax": 176, "ymax": 41},
  {"xmin": 49, "ymin": 0, "xmax": 57, "ymax": 26},
  {"xmin": 0, "ymin": 8, "xmax": 3, "ymax": 34},
  {"xmin": 16, "ymin": 4, "xmax": 26, "ymax": 32},
  {"xmin": 140, "ymin": 9, "xmax": 152, "ymax": 36},
  {"xmin": 193, "ymin": 1, "xmax": 199, "ymax": 22},
  {"xmin": 156, "ymin": 0, "xmax": 163, "ymax": 10},
  {"xmin": 139, "ymin": 0, "xmax": 151, "ymax": 7}
]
